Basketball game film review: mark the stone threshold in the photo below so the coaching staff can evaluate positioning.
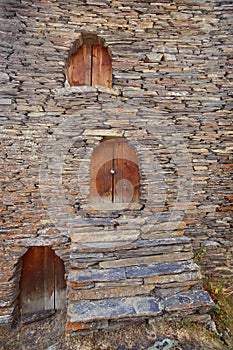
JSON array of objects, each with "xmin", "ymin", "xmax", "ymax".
[
  {"xmin": 82, "ymin": 202, "xmax": 143, "ymax": 211},
  {"xmin": 21, "ymin": 309, "xmax": 56, "ymax": 325},
  {"xmin": 67, "ymin": 290, "xmax": 214, "ymax": 331},
  {"xmin": 53, "ymin": 85, "xmax": 120, "ymax": 96}
]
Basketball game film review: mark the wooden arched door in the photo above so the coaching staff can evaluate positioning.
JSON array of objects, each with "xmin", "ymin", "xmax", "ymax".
[
  {"xmin": 90, "ymin": 138, "xmax": 140, "ymax": 204},
  {"xmin": 20, "ymin": 247, "xmax": 66, "ymax": 318},
  {"xmin": 67, "ymin": 44, "xmax": 112, "ymax": 88}
]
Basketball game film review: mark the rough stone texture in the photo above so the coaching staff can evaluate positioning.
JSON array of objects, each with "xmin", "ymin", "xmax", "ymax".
[
  {"xmin": 0, "ymin": 0, "xmax": 232, "ymax": 335},
  {"xmin": 68, "ymin": 296, "xmax": 164, "ymax": 322}
]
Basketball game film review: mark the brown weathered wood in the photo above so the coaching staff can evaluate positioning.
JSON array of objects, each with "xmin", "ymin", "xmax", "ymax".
[
  {"xmin": 67, "ymin": 44, "xmax": 112, "ymax": 88},
  {"xmin": 67, "ymin": 45, "xmax": 92, "ymax": 86},
  {"xmin": 43, "ymin": 247, "xmax": 55, "ymax": 310},
  {"xmin": 20, "ymin": 247, "xmax": 66, "ymax": 315},
  {"xmin": 92, "ymin": 45, "xmax": 112, "ymax": 88},
  {"xmin": 90, "ymin": 139, "xmax": 113, "ymax": 202},
  {"xmin": 20, "ymin": 247, "xmax": 45, "ymax": 314},
  {"xmin": 113, "ymin": 139, "xmax": 140, "ymax": 203},
  {"xmin": 90, "ymin": 138, "xmax": 140, "ymax": 204}
]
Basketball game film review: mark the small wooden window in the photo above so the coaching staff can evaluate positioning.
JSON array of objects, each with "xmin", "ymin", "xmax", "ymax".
[
  {"xmin": 67, "ymin": 34, "xmax": 112, "ymax": 88},
  {"xmin": 20, "ymin": 247, "xmax": 66, "ymax": 320},
  {"xmin": 90, "ymin": 138, "xmax": 140, "ymax": 204}
]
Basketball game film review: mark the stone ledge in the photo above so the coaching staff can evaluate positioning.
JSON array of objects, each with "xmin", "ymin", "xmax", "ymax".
[
  {"xmin": 165, "ymin": 290, "xmax": 215, "ymax": 313},
  {"xmin": 0, "ymin": 98, "xmax": 12, "ymax": 105},
  {"xmin": 126, "ymin": 261, "xmax": 198, "ymax": 279},
  {"xmin": 67, "ymin": 290, "xmax": 214, "ymax": 326},
  {"xmin": 69, "ymin": 261, "xmax": 198, "ymax": 283},
  {"xmin": 69, "ymin": 267, "xmax": 126, "ymax": 283},
  {"xmin": 81, "ymin": 202, "xmax": 143, "ymax": 211},
  {"xmin": 53, "ymin": 85, "xmax": 120, "ymax": 96},
  {"xmin": 68, "ymin": 296, "xmax": 164, "ymax": 323},
  {"xmin": 71, "ymin": 236, "xmax": 191, "ymax": 252}
]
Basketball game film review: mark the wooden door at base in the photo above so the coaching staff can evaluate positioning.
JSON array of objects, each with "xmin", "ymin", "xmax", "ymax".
[{"xmin": 20, "ymin": 247, "xmax": 66, "ymax": 315}]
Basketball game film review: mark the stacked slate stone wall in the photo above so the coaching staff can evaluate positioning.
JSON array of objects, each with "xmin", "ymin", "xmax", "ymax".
[{"xmin": 0, "ymin": 0, "xmax": 232, "ymax": 334}]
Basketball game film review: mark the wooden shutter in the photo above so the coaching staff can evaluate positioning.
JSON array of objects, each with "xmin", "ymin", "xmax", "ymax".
[
  {"xmin": 90, "ymin": 140, "xmax": 113, "ymax": 202},
  {"xmin": 90, "ymin": 138, "xmax": 140, "ymax": 204},
  {"xmin": 67, "ymin": 45, "xmax": 92, "ymax": 86},
  {"xmin": 20, "ymin": 247, "xmax": 66, "ymax": 316},
  {"xmin": 113, "ymin": 139, "xmax": 140, "ymax": 203},
  {"xmin": 92, "ymin": 45, "xmax": 112, "ymax": 88},
  {"xmin": 67, "ymin": 44, "xmax": 112, "ymax": 88}
]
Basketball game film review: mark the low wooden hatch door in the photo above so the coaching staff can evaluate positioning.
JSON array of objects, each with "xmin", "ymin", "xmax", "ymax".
[
  {"xmin": 90, "ymin": 138, "xmax": 140, "ymax": 204},
  {"xmin": 20, "ymin": 247, "xmax": 66, "ymax": 318}
]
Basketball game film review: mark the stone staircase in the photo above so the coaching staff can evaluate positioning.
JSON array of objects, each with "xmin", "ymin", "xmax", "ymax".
[{"xmin": 66, "ymin": 236, "xmax": 214, "ymax": 333}]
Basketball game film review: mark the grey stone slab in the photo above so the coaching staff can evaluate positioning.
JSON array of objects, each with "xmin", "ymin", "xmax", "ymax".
[
  {"xmin": 0, "ymin": 98, "xmax": 12, "ymax": 105},
  {"xmin": 165, "ymin": 291, "xmax": 215, "ymax": 312},
  {"xmin": 69, "ymin": 267, "xmax": 126, "ymax": 283},
  {"xmin": 136, "ymin": 237, "xmax": 191, "ymax": 249},
  {"xmin": 68, "ymin": 296, "xmax": 164, "ymax": 322},
  {"xmin": 126, "ymin": 261, "xmax": 198, "ymax": 279}
]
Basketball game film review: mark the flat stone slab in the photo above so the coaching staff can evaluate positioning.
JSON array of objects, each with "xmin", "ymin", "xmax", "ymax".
[
  {"xmin": 0, "ymin": 98, "xmax": 11, "ymax": 105},
  {"xmin": 136, "ymin": 236, "xmax": 191, "ymax": 248},
  {"xmin": 166, "ymin": 290, "xmax": 215, "ymax": 312},
  {"xmin": 69, "ymin": 261, "xmax": 198, "ymax": 284},
  {"xmin": 126, "ymin": 261, "xmax": 198, "ymax": 279},
  {"xmin": 67, "ymin": 291, "xmax": 214, "ymax": 325},
  {"xmin": 68, "ymin": 296, "xmax": 164, "ymax": 323},
  {"xmin": 21, "ymin": 309, "xmax": 55, "ymax": 325},
  {"xmin": 69, "ymin": 267, "xmax": 126, "ymax": 283}
]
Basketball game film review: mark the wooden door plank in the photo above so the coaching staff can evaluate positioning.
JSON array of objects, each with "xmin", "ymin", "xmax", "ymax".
[
  {"xmin": 83, "ymin": 45, "xmax": 92, "ymax": 85},
  {"xmin": 67, "ymin": 45, "xmax": 92, "ymax": 86},
  {"xmin": 114, "ymin": 139, "xmax": 140, "ymax": 203},
  {"xmin": 90, "ymin": 139, "xmax": 113, "ymax": 203},
  {"xmin": 113, "ymin": 139, "xmax": 123, "ymax": 203},
  {"xmin": 20, "ymin": 247, "xmax": 46, "ymax": 314},
  {"xmin": 92, "ymin": 45, "xmax": 112, "ymax": 88},
  {"xmin": 43, "ymin": 247, "xmax": 55, "ymax": 311}
]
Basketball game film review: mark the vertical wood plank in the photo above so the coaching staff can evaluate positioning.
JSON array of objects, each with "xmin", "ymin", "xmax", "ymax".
[
  {"xmin": 43, "ymin": 247, "xmax": 55, "ymax": 311},
  {"xmin": 20, "ymin": 247, "xmax": 45, "ymax": 314},
  {"xmin": 90, "ymin": 140, "xmax": 113, "ymax": 203},
  {"xmin": 114, "ymin": 139, "xmax": 140, "ymax": 203},
  {"xmin": 83, "ymin": 45, "xmax": 92, "ymax": 85},
  {"xmin": 113, "ymin": 139, "xmax": 123, "ymax": 203},
  {"xmin": 92, "ymin": 45, "xmax": 112, "ymax": 88},
  {"xmin": 67, "ymin": 45, "xmax": 92, "ymax": 86}
]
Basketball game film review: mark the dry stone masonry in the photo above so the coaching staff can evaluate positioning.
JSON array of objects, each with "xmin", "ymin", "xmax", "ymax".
[{"xmin": 0, "ymin": 0, "xmax": 232, "ymax": 336}]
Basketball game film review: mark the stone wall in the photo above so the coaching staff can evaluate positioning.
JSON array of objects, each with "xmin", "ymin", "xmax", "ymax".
[{"xmin": 0, "ymin": 0, "xmax": 232, "ymax": 334}]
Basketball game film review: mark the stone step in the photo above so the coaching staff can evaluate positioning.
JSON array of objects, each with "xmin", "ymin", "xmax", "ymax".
[
  {"xmin": 68, "ymin": 261, "xmax": 199, "ymax": 284},
  {"xmin": 165, "ymin": 290, "xmax": 215, "ymax": 313},
  {"xmin": 67, "ymin": 290, "xmax": 214, "ymax": 325},
  {"xmin": 126, "ymin": 261, "xmax": 198, "ymax": 279},
  {"xmin": 68, "ymin": 295, "xmax": 164, "ymax": 323}
]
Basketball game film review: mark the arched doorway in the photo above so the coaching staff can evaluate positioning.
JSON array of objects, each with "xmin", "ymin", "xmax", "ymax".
[
  {"xmin": 20, "ymin": 247, "xmax": 66, "ymax": 321},
  {"xmin": 66, "ymin": 33, "xmax": 112, "ymax": 88},
  {"xmin": 90, "ymin": 137, "xmax": 140, "ymax": 204}
]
